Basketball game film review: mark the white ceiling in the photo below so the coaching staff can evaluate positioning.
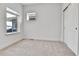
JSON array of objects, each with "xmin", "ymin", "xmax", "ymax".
[
  {"xmin": 21, "ymin": 3, "xmax": 56, "ymax": 6},
  {"xmin": 21, "ymin": 3, "xmax": 40, "ymax": 6}
]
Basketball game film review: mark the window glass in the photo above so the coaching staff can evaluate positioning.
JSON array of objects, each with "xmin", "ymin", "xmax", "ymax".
[{"xmin": 6, "ymin": 12, "xmax": 17, "ymax": 33}]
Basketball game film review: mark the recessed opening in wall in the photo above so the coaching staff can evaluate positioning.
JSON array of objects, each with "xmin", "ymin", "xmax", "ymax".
[
  {"xmin": 27, "ymin": 12, "xmax": 36, "ymax": 21},
  {"xmin": 6, "ymin": 7, "xmax": 21, "ymax": 34}
]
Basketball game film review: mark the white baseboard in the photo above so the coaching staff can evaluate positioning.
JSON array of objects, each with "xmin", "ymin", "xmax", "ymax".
[{"xmin": 24, "ymin": 37, "xmax": 61, "ymax": 42}]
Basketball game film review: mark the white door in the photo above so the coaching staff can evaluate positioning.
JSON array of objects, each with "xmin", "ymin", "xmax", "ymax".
[{"xmin": 64, "ymin": 4, "xmax": 78, "ymax": 55}]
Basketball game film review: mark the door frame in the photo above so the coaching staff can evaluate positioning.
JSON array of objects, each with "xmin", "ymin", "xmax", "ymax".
[{"xmin": 63, "ymin": 3, "xmax": 71, "ymax": 42}]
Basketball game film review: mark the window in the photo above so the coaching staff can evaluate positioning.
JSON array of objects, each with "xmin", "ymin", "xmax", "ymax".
[
  {"xmin": 27, "ymin": 12, "xmax": 36, "ymax": 21},
  {"xmin": 6, "ymin": 7, "xmax": 20, "ymax": 34}
]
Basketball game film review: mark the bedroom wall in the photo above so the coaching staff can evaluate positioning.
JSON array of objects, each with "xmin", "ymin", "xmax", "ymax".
[
  {"xmin": 24, "ymin": 3, "xmax": 62, "ymax": 41},
  {"xmin": 0, "ymin": 3, "xmax": 23, "ymax": 49}
]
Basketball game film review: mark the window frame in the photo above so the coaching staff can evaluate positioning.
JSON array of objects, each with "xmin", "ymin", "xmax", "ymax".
[{"xmin": 5, "ymin": 7, "xmax": 21, "ymax": 35}]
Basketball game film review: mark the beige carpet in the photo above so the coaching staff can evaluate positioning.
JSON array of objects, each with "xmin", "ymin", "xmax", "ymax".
[{"xmin": 0, "ymin": 39, "xmax": 75, "ymax": 56}]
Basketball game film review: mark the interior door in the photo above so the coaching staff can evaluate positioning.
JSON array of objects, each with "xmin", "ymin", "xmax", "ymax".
[{"xmin": 64, "ymin": 4, "xmax": 78, "ymax": 55}]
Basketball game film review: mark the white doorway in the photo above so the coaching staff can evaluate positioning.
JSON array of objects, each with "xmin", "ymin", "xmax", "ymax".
[{"xmin": 63, "ymin": 3, "xmax": 78, "ymax": 55}]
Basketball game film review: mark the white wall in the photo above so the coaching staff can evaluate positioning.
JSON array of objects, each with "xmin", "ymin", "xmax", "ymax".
[
  {"xmin": 0, "ymin": 3, "xmax": 23, "ymax": 49},
  {"xmin": 24, "ymin": 3, "xmax": 62, "ymax": 41},
  {"xmin": 77, "ymin": 3, "xmax": 79, "ymax": 55}
]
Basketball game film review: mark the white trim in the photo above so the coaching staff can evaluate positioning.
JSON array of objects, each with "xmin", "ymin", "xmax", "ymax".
[
  {"xmin": 6, "ymin": 7, "xmax": 19, "ymax": 15},
  {"xmin": 5, "ymin": 32, "xmax": 20, "ymax": 35},
  {"xmin": 24, "ymin": 37, "xmax": 60, "ymax": 41}
]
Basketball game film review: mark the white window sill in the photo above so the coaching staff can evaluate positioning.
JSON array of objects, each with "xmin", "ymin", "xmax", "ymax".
[{"xmin": 5, "ymin": 31, "xmax": 20, "ymax": 35}]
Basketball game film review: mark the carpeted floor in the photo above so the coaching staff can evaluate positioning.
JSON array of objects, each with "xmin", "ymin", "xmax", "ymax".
[{"xmin": 0, "ymin": 39, "xmax": 75, "ymax": 56}]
